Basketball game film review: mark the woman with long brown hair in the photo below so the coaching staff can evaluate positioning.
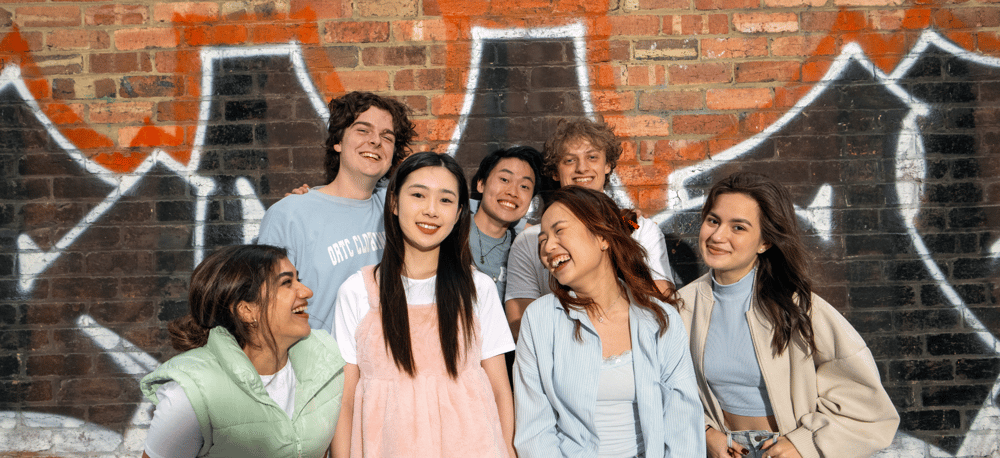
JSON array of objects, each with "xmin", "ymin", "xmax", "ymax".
[
  {"xmin": 514, "ymin": 186, "xmax": 703, "ymax": 458},
  {"xmin": 140, "ymin": 244, "xmax": 345, "ymax": 458},
  {"xmin": 679, "ymin": 172, "xmax": 898, "ymax": 458}
]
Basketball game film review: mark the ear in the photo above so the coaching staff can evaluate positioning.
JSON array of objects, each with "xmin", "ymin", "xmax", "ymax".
[
  {"xmin": 759, "ymin": 241, "xmax": 772, "ymax": 254},
  {"xmin": 552, "ymin": 172, "xmax": 561, "ymax": 183},
  {"xmin": 391, "ymin": 194, "xmax": 399, "ymax": 216},
  {"xmin": 603, "ymin": 161, "xmax": 611, "ymax": 176},
  {"xmin": 236, "ymin": 301, "xmax": 258, "ymax": 324},
  {"xmin": 476, "ymin": 179, "xmax": 485, "ymax": 194},
  {"xmin": 333, "ymin": 141, "xmax": 342, "ymax": 153}
]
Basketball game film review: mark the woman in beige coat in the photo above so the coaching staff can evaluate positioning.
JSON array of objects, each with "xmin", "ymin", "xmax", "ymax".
[{"xmin": 678, "ymin": 172, "xmax": 898, "ymax": 458}]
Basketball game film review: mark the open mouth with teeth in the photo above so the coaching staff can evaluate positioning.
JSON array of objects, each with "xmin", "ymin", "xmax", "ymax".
[
  {"xmin": 292, "ymin": 304, "xmax": 308, "ymax": 316},
  {"xmin": 360, "ymin": 152, "xmax": 380, "ymax": 161},
  {"xmin": 416, "ymin": 222, "xmax": 440, "ymax": 235},
  {"xmin": 550, "ymin": 254, "xmax": 571, "ymax": 271},
  {"xmin": 498, "ymin": 200, "xmax": 517, "ymax": 210}
]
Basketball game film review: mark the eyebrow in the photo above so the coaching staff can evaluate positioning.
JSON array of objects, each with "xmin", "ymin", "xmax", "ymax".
[
  {"xmin": 277, "ymin": 271, "xmax": 295, "ymax": 280},
  {"xmin": 538, "ymin": 219, "xmax": 567, "ymax": 237},
  {"xmin": 498, "ymin": 168, "xmax": 535, "ymax": 182},
  {"xmin": 351, "ymin": 121, "xmax": 395, "ymax": 137},
  {"xmin": 407, "ymin": 183, "xmax": 457, "ymax": 197},
  {"xmin": 707, "ymin": 211, "xmax": 754, "ymax": 227}
]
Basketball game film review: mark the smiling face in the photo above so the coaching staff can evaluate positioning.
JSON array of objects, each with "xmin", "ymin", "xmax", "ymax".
[
  {"xmin": 553, "ymin": 138, "xmax": 611, "ymax": 191},
  {"xmin": 258, "ymin": 257, "xmax": 313, "ymax": 351},
  {"xmin": 394, "ymin": 166, "xmax": 462, "ymax": 257},
  {"xmin": 333, "ymin": 106, "xmax": 397, "ymax": 182},
  {"xmin": 699, "ymin": 192, "xmax": 771, "ymax": 285},
  {"xmin": 538, "ymin": 202, "xmax": 610, "ymax": 290},
  {"xmin": 476, "ymin": 157, "xmax": 536, "ymax": 226}
]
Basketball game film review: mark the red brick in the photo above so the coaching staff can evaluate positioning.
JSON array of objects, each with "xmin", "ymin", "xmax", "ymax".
[
  {"xmin": 183, "ymin": 24, "xmax": 247, "ymax": 46},
  {"xmin": 764, "ymin": 0, "xmax": 825, "ymax": 5},
  {"xmin": 742, "ymin": 111, "xmax": 783, "ymax": 134},
  {"xmin": 35, "ymin": 54, "xmax": 84, "ymax": 76},
  {"xmin": 707, "ymin": 88, "xmax": 773, "ymax": 110},
  {"xmin": 90, "ymin": 52, "xmax": 141, "ymax": 73},
  {"xmin": 672, "ymin": 114, "xmax": 737, "ymax": 135},
  {"xmin": 332, "ymin": 71, "xmax": 390, "ymax": 92},
  {"xmin": 394, "ymin": 68, "xmax": 446, "ymax": 91},
  {"xmin": 733, "ymin": 12, "xmax": 799, "ymax": 33},
  {"xmin": 663, "ymin": 15, "xmax": 724, "ymax": 35},
  {"xmin": 153, "ymin": 2, "xmax": 218, "ymax": 23},
  {"xmin": 86, "ymin": 4, "xmax": 147, "ymax": 26},
  {"xmin": 414, "ymin": 118, "xmax": 458, "ymax": 142},
  {"xmin": 802, "ymin": 11, "xmax": 841, "ymax": 32},
  {"xmin": 250, "ymin": 23, "xmax": 320, "ymax": 44},
  {"xmin": 635, "ymin": 39, "xmax": 698, "ymax": 60},
  {"xmin": 736, "ymin": 61, "xmax": 801, "ymax": 82},
  {"xmin": 626, "ymin": 65, "xmax": 666, "ymax": 86},
  {"xmin": 396, "ymin": 95, "xmax": 428, "ymax": 115},
  {"xmin": 615, "ymin": 162, "xmax": 675, "ymax": 186},
  {"xmin": 695, "ymin": 0, "xmax": 757, "ymax": 10},
  {"xmin": 393, "ymin": 19, "xmax": 449, "ymax": 41},
  {"xmin": 938, "ymin": 8, "xmax": 998, "ymax": 29},
  {"xmin": 291, "ymin": 0, "xmax": 351, "ymax": 19},
  {"xmin": 360, "ymin": 0, "xmax": 417, "ymax": 17},
  {"xmin": 323, "ymin": 21, "xmax": 389, "ymax": 43},
  {"xmin": 638, "ymin": 0, "xmax": 689, "ymax": 8},
  {"xmin": 157, "ymin": 101, "xmax": 198, "ymax": 121},
  {"xmin": 115, "ymin": 28, "xmax": 180, "ymax": 50},
  {"xmin": 835, "ymin": 0, "xmax": 899, "ymax": 5},
  {"xmin": 592, "ymin": 90, "xmax": 636, "ymax": 112},
  {"xmin": 120, "ymin": 75, "xmax": 184, "ymax": 98},
  {"xmin": 605, "ymin": 115, "xmax": 670, "ymax": 137},
  {"xmin": 772, "ymin": 35, "xmax": 835, "ymax": 57},
  {"xmin": 648, "ymin": 139, "xmax": 708, "ymax": 161},
  {"xmin": 606, "ymin": 15, "xmax": 660, "ymax": 35},
  {"xmin": 47, "ymin": 30, "xmax": 110, "ymax": 50},
  {"xmin": 362, "ymin": 46, "xmax": 427, "ymax": 66},
  {"xmin": 95, "ymin": 78, "xmax": 116, "ymax": 98},
  {"xmin": 89, "ymin": 101, "xmax": 155, "ymax": 124},
  {"xmin": 668, "ymin": 62, "xmax": 731, "ymax": 85},
  {"xmin": 16, "ymin": 5, "xmax": 79, "ymax": 27},
  {"xmin": 701, "ymin": 37, "xmax": 768, "ymax": 59},
  {"xmin": 52, "ymin": 78, "xmax": 74, "ymax": 99},
  {"xmin": 431, "ymin": 93, "xmax": 463, "ymax": 116},
  {"xmin": 639, "ymin": 91, "xmax": 703, "ymax": 111},
  {"xmin": 119, "ymin": 125, "xmax": 184, "ymax": 147}
]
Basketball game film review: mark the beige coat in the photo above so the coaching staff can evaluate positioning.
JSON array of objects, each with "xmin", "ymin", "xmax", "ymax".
[{"xmin": 678, "ymin": 274, "xmax": 899, "ymax": 458}]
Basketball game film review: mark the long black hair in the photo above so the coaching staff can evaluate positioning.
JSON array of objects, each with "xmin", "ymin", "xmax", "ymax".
[
  {"xmin": 702, "ymin": 172, "xmax": 815, "ymax": 355},
  {"xmin": 378, "ymin": 152, "xmax": 475, "ymax": 378}
]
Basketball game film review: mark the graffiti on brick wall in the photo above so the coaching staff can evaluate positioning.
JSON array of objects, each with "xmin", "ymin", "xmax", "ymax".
[{"xmin": 1, "ymin": 4, "xmax": 999, "ymax": 456}]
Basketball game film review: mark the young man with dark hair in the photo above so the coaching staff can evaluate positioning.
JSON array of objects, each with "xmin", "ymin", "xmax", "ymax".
[
  {"xmin": 504, "ymin": 119, "xmax": 677, "ymax": 339},
  {"xmin": 468, "ymin": 146, "xmax": 544, "ymax": 303},
  {"xmin": 258, "ymin": 91, "xmax": 416, "ymax": 333}
]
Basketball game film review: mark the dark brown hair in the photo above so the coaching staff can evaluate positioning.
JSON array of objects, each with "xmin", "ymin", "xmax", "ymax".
[
  {"xmin": 169, "ymin": 245, "xmax": 286, "ymax": 365},
  {"xmin": 377, "ymin": 152, "xmax": 476, "ymax": 378},
  {"xmin": 701, "ymin": 172, "xmax": 816, "ymax": 355},
  {"xmin": 542, "ymin": 118, "xmax": 622, "ymax": 188},
  {"xmin": 541, "ymin": 186, "xmax": 678, "ymax": 340},
  {"xmin": 324, "ymin": 91, "xmax": 417, "ymax": 184}
]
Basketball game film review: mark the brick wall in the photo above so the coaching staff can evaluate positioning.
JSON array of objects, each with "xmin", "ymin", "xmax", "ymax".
[{"xmin": 1, "ymin": 0, "xmax": 998, "ymax": 456}]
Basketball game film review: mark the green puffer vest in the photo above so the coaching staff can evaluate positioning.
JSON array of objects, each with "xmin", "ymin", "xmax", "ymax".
[{"xmin": 141, "ymin": 327, "xmax": 345, "ymax": 458}]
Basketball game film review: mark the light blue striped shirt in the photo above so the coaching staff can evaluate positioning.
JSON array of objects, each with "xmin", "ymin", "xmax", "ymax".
[{"xmin": 514, "ymin": 292, "xmax": 705, "ymax": 458}]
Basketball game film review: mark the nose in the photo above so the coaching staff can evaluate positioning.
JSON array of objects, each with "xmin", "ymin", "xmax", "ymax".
[
  {"xmin": 422, "ymin": 198, "xmax": 439, "ymax": 217},
  {"xmin": 299, "ymin": 283, "xmax": 313, "ymax": 299},
  {"xmin": 708, "ymin": 225, "xmax": 726, "ymax": 242},
  {"xmin": 368, "ymin": 131, "xmax": 383, "ymax": 147}
]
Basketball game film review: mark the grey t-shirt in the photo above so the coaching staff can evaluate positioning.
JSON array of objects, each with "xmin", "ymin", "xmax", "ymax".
[
  {"xmin": 469, "ymin": 220, "xmax": 513, "ymax": 302},
  {"xmin": 258, "ymin": 187, "xmax": 387, "ymax": 334}
]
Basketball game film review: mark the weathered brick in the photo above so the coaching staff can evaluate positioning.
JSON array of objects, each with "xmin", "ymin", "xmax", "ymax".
[
  {"xmin": 701, "ymin": 37, "xmax": 769, "ymax": 59},
  {"xmin": 89, "ymin": 101, "xmax": 156, "ymax": 124},
  {"xmin": 362, "ymin": 45, "xmax": 426, "ymax": 66},
  {"xmin": 592, "ymin": 90, "xmax": 636, "ymax": 112},
  {"xmin": 153, "ymin": 2, "xmax": 219, "ymax": 23},
  {"xmin": 392, "ymin": 19, "xmax": 449, "ymax": 41},
  {"xmin": 46, "ymin": 30, "xmax": 110, "ymax": 50},
  {"xmin": 663, "ymin": 14, "xmax": 729, "ymax": 35},
  {"xmin": 183, "ymin": 24, "xmax": 248, "ymax": 46},
  {"xmin": 294, "ymin": 0, "xmax": 351, "ymax": 19},
  {"xmin": 323, "ymin": 21, "xmax": 390, "ymax": 43},
  {"xmin": 637, "ymin": 0, "xmax": 689, "ymax": 8},
  {"xmin": 735, "ymin": 61, "xmax": 801, "ymax": 83},
  {"xmin": 765, "ymin": 0, "xmax": 826, "ymax": 5},
  {"xmin": 669, "ymin": 63, "xmax": 731, "ymax": 85},
  {"xmin": 695, "ymin": 0, "xmax": 757, "ymax": 9},
  {"xmin": 625, "ymin": 65, "xmax": 666, "ymax": 86},
  {"xmin": 733, "ymin": 12, "xmax": 799, "ymax": 33},
  {"xmin": 331, "ymin": 71, "xmax": 390, "ymax": 92},
  {"xmin": 86, "ymin": 4, "xmax": 147, "ymax": 26},
  {"xmin": 16, "ymin": 5, "xmax": 79, "ymax": 27},
  {"xmin": 393, "ymin": 68, "xmax": 446, "ymax": 91},
  {"xmin": 634, "ymin": 39, "xmax": 698, "ymax": 60},
  {"xmin": 605, "ymin": 115, "xmax": 671, "ymax": 137},
  {"xmin": 672, "ymin": 114, "xmax": 738, "ymax": 135},
  {"xmin": 120, "ymin": 75, "xmax": 184, "ymax": 98},
  {"xmin": 359, "ymin": 0, "xmax": 417, "ymax": 17},
  {"xmin": 115, "ymin": 28, "xmax": 180, "ymax": 51},
  {"xmin": 706, "ymin": 88, "xmax": 773, "ymax": 110},
  {"xmin": 639, "ymin": 90, "xmax": 703, "ymax": 111},
  {"xmin": 52, "ymin": 78, "xmax": 75, "ymax": 100},
  {"xmin": 606, "ymin": 15, "xmax": 660, "ymax": 35}
]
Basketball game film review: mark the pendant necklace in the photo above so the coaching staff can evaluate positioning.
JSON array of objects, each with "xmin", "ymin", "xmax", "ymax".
[{"xmin": 474, "ymin": 222, "xmax": 510, "ymax": 265}]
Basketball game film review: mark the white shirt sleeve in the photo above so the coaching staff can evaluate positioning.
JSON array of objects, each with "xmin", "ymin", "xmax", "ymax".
[
  {"xmin": 475, "ymin": 271, "xmax": 516, "ymax": 359},
  {"xmin": 334, "ymin": 272, "xmax": 370, "ymax": 365},
  {"xmin": 144, "ymin": 382, "xmax": 203, "ymax": 458},
  {"xmin": 634, "ymin": 216, "xmax": 676, "ymax": 284}
]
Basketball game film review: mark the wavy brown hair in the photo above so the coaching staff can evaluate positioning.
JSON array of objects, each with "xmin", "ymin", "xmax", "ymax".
[
  {"xmin": 377, "ymin": 152, "xmax": 475, "ymax": 378},
  {"xmin": 702, "ymin": 172, "xmax": 816, "ymax": 356},
  {"xmin": 542, "ymin": 118, "xmax": 622, "ymax": 188},
  {"xmin": 169, "ymin": 245, "xmax": 286, "ymax": 367},
  {"xmin": 324, "ymin": 91, "xmax": 416, "ymax": 184},
  {"xmin": 541, "ymin": 186, "xmax": 678, "ymax": 340}
]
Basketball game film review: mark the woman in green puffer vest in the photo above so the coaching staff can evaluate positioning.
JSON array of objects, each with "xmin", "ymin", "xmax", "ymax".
[{"xmin": 140, "ymin": 244, "xmax": 345, "ymax": 458}]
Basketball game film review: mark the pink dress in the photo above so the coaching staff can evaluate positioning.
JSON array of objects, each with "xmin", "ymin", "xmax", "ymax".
[{"xmin": 350, "ymin": 266, "xmax": 508, "ymax": 458}]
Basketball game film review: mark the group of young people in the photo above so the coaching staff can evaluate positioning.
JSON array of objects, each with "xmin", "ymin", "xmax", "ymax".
[{"xmin": 139, "ymin": 91, "xmax": 899, "ymax": 458}]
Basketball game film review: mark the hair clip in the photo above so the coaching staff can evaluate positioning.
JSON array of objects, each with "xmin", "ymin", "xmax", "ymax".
[{"xmin": 623, "ymin": 215, "xmax": 639, "ymax": 230}]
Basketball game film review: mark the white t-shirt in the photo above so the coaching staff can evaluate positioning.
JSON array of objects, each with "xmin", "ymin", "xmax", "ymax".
[
  {"xmin": 505, "ymin": 215, "xmax": 676, "ymax": 302},
  {"xmin": 143, "ymin": 361, "xmax": 297, "ymax": 458},
  {"xmin": 334, "ymin": 269, "xmax": 515, "ymax": 365}
]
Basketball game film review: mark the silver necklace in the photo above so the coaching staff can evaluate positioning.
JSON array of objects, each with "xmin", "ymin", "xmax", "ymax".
[{"xmin": 473, "ymin": 221, "xmax": 509, "ymax": 265}]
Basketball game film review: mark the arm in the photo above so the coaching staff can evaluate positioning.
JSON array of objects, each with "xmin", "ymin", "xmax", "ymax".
[
  {"xmin": 781, "ymin": 301, "xmax": 899, "ymax": 458},
  {"xmin": 512, "ymin": 312, "xmax": 560, "ymax": 457},
  {"xmin": 635, "ymin": 217, "xmax": 678, "ymax": 287},
  {"xmin": 142, "ymin": 382, "xmax": 203, "ymax": 458},
  {"xmin": 482, "ymin": 355, "xmax": 517, "ymax": 458},
  {"xmin": 658, "ymin": 312, "xmax": 707, "ymax": 457},
  {"xmin": 504, "ymin": 298, "xmax": 534, "ymax": 342},
  {"xmin": 332, "ymin": 363, "xmax": 360, "ymax": 458},
  {"xmin": 504, "ymin": 229, "xmax": 545, "ymax": 340}
]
